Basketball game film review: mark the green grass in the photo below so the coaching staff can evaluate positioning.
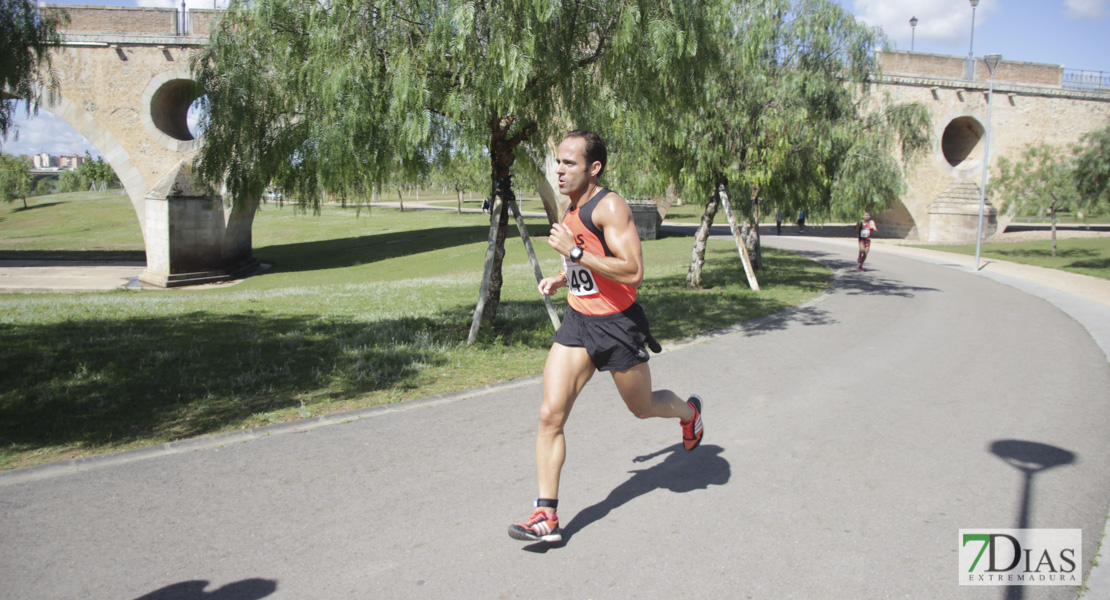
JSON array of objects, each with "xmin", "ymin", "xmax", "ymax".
[
  {"xmin": 0, "ymin": 193, "xmax": 832, "ymax": 470},
  {"xmin": 914, "ymin": 237, "xmax": 1110, "ymax": 281},
  {"xmin": 0, "ymin": 191, "xmax": 146, "ymax": 261}
]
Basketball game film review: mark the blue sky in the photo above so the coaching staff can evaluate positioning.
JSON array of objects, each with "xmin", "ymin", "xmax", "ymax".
[
  {"xmin": 833, "ymin": 0, "xmax": 1110, "ymax": 70},
  {"xmin": 3, "ymin": 0, "xmax": 1108, "ymax": 158}
]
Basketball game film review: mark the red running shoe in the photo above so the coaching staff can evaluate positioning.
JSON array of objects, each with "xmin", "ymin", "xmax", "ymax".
[
  {"xmin": 508, "ymin": 508, "xmax": 561, "ymax": 542},
  {"xmin": 682, "ymin": 396, "xmax": 704, "ymax": 451}
]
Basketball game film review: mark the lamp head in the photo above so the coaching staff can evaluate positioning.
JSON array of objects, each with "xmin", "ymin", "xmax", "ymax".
[
  {"xmin": 970, "ymin": 0, "xmax": 980, "ymax": 7},
  {"xmin": 985, "ymin": 54, "xmax": 1002, "ymax": 74},
  {"xmin": 910, "ymin": 16, "xmax": 918, "ymax": 27}
]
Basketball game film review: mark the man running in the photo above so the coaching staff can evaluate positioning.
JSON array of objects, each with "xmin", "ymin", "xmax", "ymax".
[
  {"xmin": 508, "ymin": 130, "xmax": 704, "ymax": 544},
  {"xmin": 855, "ymin": 212, "xmax": 877, "ymax": 270}
]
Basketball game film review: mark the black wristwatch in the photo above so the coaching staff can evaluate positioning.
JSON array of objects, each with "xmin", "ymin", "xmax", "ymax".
[{"xmin": 569, "ymin": 246, "xmax": 584, "ymax": 263}]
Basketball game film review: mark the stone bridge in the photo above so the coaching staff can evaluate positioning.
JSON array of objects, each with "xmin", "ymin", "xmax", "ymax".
[
  {"xmin": 11, "ymin": 4, "xmax": 257, "ymax": 287},
  {"xmin": 875, "ymin": 50, "xmax": 1110, "ymax": 242},
  {"xmin": 11, "ymin": 8, "xmax": 1110, "ymax": 285}
]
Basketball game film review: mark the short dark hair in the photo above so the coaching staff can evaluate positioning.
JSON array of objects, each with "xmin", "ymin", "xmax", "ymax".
[{"xmin": 565, "ymin": 129, "xmax": 607, "ymax": 178}]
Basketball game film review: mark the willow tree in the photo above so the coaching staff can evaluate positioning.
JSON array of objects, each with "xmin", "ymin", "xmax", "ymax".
[
  {"xmin": 1, "ymin": 0, "xmax": 67, "ymax": 141},
  {"xmin": 193, "ymin": 0, "xmax": 716, "ymax": 342},
  {"xmin": 642, "ymin": 0, "xmax": 930, "ymax": 289}
]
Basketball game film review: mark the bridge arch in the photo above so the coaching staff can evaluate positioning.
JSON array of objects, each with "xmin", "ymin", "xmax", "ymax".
[{"xmin": 29, "ymin": 86, "xmax": 152, "ymax": 241}]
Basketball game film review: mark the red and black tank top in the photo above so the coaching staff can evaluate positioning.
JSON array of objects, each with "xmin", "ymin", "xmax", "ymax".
[{"xmin": 562, "ymin": 188, "xmax": 638, "ymax": 315}]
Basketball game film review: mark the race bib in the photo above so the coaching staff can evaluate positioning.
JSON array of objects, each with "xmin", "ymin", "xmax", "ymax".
[
  {"xmin": 860, "ymin": 227, "xmax": 871, "ymax": 239},
  {"xmin": 564, "ymin": 260, "xmax": 599, "ymax": 296}
]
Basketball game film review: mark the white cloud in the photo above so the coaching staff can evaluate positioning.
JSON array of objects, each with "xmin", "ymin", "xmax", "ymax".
[
  {"xmin": 850, "ymin": 0, "xmax": 996, "ymax": 49},
  {"xmin": 0, "ymin": 102, "xmax": 100, "ymax": 158},
  {"xmin": 133, "ymin": 0, "xmax": 177, "ymax": 7},
  {"xmin": 1064, "ymin": 0, "xmax": 1108, "ymax": 20}
]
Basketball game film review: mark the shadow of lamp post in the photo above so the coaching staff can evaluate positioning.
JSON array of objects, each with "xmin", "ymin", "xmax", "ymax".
[
  {"xmin": 989, "ymin": 440, "xmax": 1076, "ymax": 530},
  {"xmin": 990, "ymin": 440, "xmax": 1075, "ymax": 600},
  {"xmin": 974, "ymin": 53, "xmax": 1002, "ymax": 271}
]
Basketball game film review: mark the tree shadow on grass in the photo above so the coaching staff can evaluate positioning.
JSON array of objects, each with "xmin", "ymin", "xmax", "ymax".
[
  {"xmin": 10, "ymin": 201, "xmax": 67, "ymax": 212},
  {"xmin": 0, "ymin": 234, "xmax": 839, "ymax": 464},
  {"xmin": 1066, "ymin": 257, "xmax": 1110, "ymax": 271},
  {"xmin": 0, "ymin": 249, "xmax": 146, "ymax": 262},
  {"xmin": 523, "ymin": 444, "xmax": 730, "ymax": 551},
  {"xmin": 991, "ymin": 247, "xmax": 1098, "ymax": 260},
  {"xmin": 255, "ymin": 224, "xmax": 550, "ymax": 274},
  {"xmin": 637, "ymin": 245, "xmax": 835, "ymax": 341},
  {"xmin": 0, "ymin": 309, "xmax": 486, "ymax": 458}
]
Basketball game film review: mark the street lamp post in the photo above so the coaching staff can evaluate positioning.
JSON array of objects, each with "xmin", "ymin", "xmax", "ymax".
[
  {"xmin": 910, "ymin": 16, "xmax": 918, "ymax": 52},
  {"xmin": 974, "ymin": 54, "xmax": 1002, "ymax": 271},
  {"xmin": 967, "ymin": 0, "xmax": 980, "ymax": 79}
]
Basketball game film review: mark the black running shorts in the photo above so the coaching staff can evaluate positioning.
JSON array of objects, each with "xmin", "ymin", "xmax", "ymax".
[{"xmin": 552, "ymin": 303, "xmax": 657, "ymax": 372}]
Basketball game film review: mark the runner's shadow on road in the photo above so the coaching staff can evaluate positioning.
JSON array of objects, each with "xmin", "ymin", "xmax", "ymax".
[
  {"xmin": 132, "ymin": 578, "xmax": 277, "ymax": 600},
  {"xmin": 523, "ymin": 444, "xmax": 730, "ymax": 552}
]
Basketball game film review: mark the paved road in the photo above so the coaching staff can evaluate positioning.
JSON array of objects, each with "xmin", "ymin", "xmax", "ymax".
[{"xmin": 1, "ymin": 234, "xmax": 1108, "ymax": 599}]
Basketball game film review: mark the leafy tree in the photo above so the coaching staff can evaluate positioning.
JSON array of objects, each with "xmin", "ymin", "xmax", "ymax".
[
  {"xmin": 0, "ymin": 153, "xmax": 32, "ymax": 208},
  {"xmin": 193, "ymin": 0, "xmax": 716, "ymax": 341},
  {"xmin": 0, "ymin": 0, "xmax": 67, "ymax": 141},
  {"xmin": 1074, "ymin": 122, "xmax": 1110, "ymax": 211},
  {"xmin": 56, "ymin": 165, "xmax": 87, "ymax": 193},
  {"xmin": 630, "ymin": 0, "xmax": 929, "ymax": 288},
  {"xmin": 990, "ymin": 122, "xmax": 1110, "ymax": 257},
  {"xmin": 82, "ymin": 152, "xmax": 118, "ymax": 189},
  {"xmin": 432, "ymin": 147, "xmax": 489, "ymax": 214}
]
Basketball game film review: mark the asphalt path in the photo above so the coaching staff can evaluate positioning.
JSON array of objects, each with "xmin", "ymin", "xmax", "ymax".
[{"xmin": 1, "ymin": 233, "xmax": 1109, "ymax": 599}]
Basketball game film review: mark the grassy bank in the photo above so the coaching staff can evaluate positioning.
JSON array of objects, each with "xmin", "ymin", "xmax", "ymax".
[
  {"xmin": 914, "ymin": 237, "xmax": 1110, "ymax": 281},
  {"xmin": 0, "ymin": 193, "xmax": 832, "ymax": 470}
]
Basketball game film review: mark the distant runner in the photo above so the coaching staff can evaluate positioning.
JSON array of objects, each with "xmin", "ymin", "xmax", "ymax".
[{"xmin": 855, "ymin": 212, "xmax": 877, "ymax": 270}]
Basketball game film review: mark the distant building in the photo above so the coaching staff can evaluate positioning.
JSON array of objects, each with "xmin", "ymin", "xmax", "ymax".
[
  {"xmin": 31, "ymin": 153, "xmax": 87, "ymax": 170},
  {"xmin": 58, "ymin": 154, "xmax": 87, "ymax": 169},
  {"xmin": 32, "ymin": 152, "xmax": 56, "ymax": 169}
]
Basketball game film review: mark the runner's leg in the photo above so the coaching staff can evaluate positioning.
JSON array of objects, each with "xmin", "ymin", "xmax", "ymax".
[
  {"xmin": 536, "ymin": 343, "xmax": 595, "ymax": 500},
  {"xmin": 611, "ymin": 363, "xmax": 694, "ymax": 421}
]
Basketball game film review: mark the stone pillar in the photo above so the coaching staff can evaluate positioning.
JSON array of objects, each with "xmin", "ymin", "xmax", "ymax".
[
  {"xmin": 927, "ymin": 180, "xmax": 997, "ymax": 243},
  {"xmin": 139, "ymin": 161, "xmax": 259, "ymax": 287},
  {"xmin": 629, "ymin": 201, "xmax": 661, "ymax": 240}
]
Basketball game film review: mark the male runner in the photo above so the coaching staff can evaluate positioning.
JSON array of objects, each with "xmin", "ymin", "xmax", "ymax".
[
  {"xmin": 855, "ymin": 212, "xmax": 877, "ymax": 270},
  {"xmin": 507, "ymin": 130, "xmax": 703, "ymax": 544}
]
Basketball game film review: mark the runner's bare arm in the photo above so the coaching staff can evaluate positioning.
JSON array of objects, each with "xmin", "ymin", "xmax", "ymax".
[
  {"xmin": 577, "ymin": 193, "xmax": 643, "ymax": 286},
  {"xmin": 538, "ymin": 272, "xmax": 566, "ymax": 296}
]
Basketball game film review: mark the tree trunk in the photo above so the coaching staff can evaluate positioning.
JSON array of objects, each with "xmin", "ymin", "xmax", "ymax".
[
  {"xmin": 467, "ymin": 119, "xmax": 537, "ymax": 344},
  {"xmin": 686, "ymin": 186, "xmax": 721, "ymax": 289},
  {"xmin": 1048, "ymin": 199, "xmax": 1058, "ymax": 257},
  {"xmin": 746, "ymin": 187, "xmax": 762, "ymax": 270},
  {"xmin": 467, "ymin": 178, "xmax": 512, "ymax": 345},
  {"xmin": 456, "ymin": 186, "xmax": 463, "ymax": 214},
  {"xmin": 396, "ymin": 186, "xmax": 404, "ymax": 212}
]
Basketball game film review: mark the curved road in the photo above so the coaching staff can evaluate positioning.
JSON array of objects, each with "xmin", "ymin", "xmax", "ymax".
[{"xmin": 1, "ymin": 234, "xmax": 1108, "ymax": 599}]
